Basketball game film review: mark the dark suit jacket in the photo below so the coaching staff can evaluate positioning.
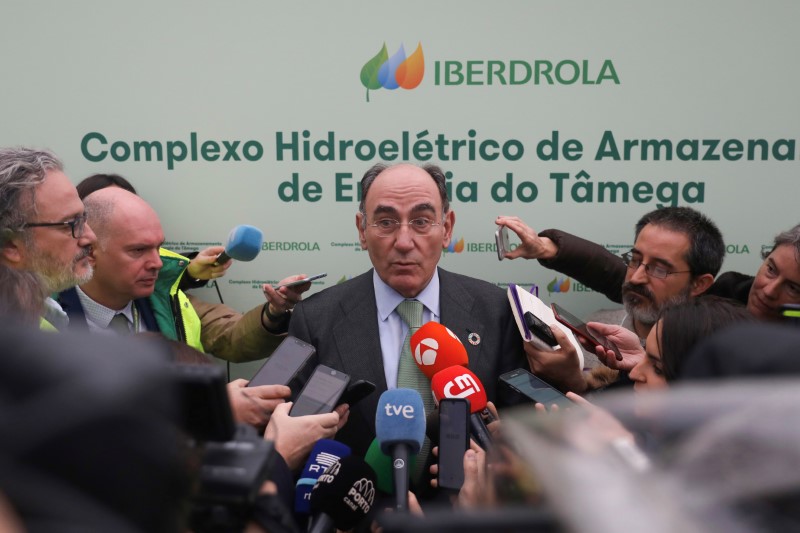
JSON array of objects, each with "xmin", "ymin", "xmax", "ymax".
[
  {"xmin": 57, "ymin": 288, "xmax": 160, "ymax": 332},
  {"xmin": 288, "ymin": 268, "xmax": 526, "ymax": 456}
]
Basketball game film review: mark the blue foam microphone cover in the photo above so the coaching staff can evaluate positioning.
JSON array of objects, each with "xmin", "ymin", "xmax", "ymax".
[
  {"xmin": 216, "ymin": 224, "xmax": 263, "ymax": 264},
  {"xmin": 295, "ymin": 439, "xmax": 351, "ymax": 514},
  {"xmin": 375, "ymin": 388, "xmax": 426, "ymax": 455}
]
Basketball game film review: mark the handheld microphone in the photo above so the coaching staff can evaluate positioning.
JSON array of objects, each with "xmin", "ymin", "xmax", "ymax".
[
  {"xmin": 295, "ymin": 439, "xmax": 351, "ymax": 515},
  {"xmin": 364, "ymin": 438, "xmax": 417, "ymax": 495},
  {"xmin": 431, "ymin": 366, "xmax": 492, "ymax": 451},
  {"xmin": 375, "ymin": 388, "xmax": 425, "ymax": 512},
  {"xmin": 410, "ymin": 322, "xmax": 469, "ymax": 379},
  {"xmin": 214, "ymin": 224, "xmax": 263, "ymax": 265},
  {"xmin": 309, "ymin": 455, "xmax": 377, "ymax": 533}
]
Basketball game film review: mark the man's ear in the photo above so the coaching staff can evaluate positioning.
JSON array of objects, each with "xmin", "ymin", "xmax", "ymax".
[
  {"xmin": 1, "ymin": 233, "xmax": 24, "ymax": 266},
  {"xmin": 441, "ymin": 210, "xmax": 455, "ymax": 249},
  {"xmin": 690, "ymin": 273, "xmax": 715, "ymax": 296},
  {"xmin": 355, "ymin": 212, "xmax": 367, "ymax": 250}
]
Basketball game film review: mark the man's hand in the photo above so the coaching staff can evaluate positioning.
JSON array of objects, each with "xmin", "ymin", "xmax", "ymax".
[
  {"xmin": 524, "ymin": 326, "xmax": 587, "ymax": 394},
  {"xmin": 586, "ymin": 322, "xmax": 645, "ymax": 371},
  {"xmin": 261, "ymin": 274, "xmax": 313, "ymax": 323},
  {"xmin": 227, "ymin": 380, "xmax": 291, "ymax": 429},
  {"xmin": 186, "ymin": 245, "xmax": 233, "ymax": 280},
  {"xmin": 263, "ymin": 402, "xmax": 347, "ymax": 470},
  {"xmin": 494, "ymin": 216, "xmax": 559, "ymax": 260}
]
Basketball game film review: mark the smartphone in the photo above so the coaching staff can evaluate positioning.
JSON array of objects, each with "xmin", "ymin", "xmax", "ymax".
[
  {"xmin": 247, "ymin": 336, "xmax": 316, "ymax": 388},
  {"xmin": 437, "ymin": 398, "xmax": 470, "ymax": 490},
  {"xmin": 499, "ymin": 369, "xmax": 572, "ymax": 409},
  {"xmin": 550, "ymin": 302, "xmax": 622, "ymax": 360},
  {"xmin": 495, "ymin": 226, "xmax": 510, "ymax": 260},
  {"xmin": 275, "ymin": 273, "xmax": 327, "ymax": 290},
  {"xmin": 524, "ymin": 311, "xmax": 558, "ymax": 350},
  {"xmin": 338, "ymin": 379, "xmax": 376, "ymax": 407},
  {"xmin": 289, "ymin": 365, "xmax": 350, "ymax": 417},
  {"xmin": 781, "ymin": 303, "xmax": 800, "ymax": 325}
]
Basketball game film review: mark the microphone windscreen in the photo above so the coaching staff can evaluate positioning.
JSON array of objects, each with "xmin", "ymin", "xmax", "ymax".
[
  {"xmin": 364, "ymin": 438, "xmax": 417, "ymax": 495},
  {"xmin": 295, "ymin": 439, "xmax": 351, "ymax": 514},
  {"xmin": 375, "ymin": 389, "xmax": 426, "ymax": 455},
  {"xmin": 410, "ymin": 322, "xmax": 469, "ymax": 379},
  {"xmin": 310, "ymin": 455, "xmax": 377, "ymax": 530},
  {"xmin": 431, "ymin": 366, "xmax": 487, "ymax": 413},
  {"xmin": 224, "ymin": 224, "xmax": 263, "ymax": 261}
]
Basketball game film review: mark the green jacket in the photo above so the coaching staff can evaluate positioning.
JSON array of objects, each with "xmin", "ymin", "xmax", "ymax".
[{"xmin": 150, "ymin": 248, "xmax": 204, "ymax": 351}]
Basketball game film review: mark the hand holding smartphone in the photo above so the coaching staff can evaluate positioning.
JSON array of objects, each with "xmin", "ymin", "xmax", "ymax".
[
  {"xmin": 550, "ymin": 303, "xmax": 623, "ymax": 361},
  {"xmin": 274, "ymin": 273, "xmax": 327, "ymax": 290},
  {"xmin": 524, "ymin": 311, "xmax": 558, "ymax": 351},
  {"xmin": 437, "ymin": 398, "xmax": 470, "ymax": 490}
]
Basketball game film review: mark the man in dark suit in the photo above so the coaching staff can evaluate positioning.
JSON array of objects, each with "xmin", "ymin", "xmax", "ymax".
[{"xmin": 288, "ymin": 163, "xmax": 526, "ymax": 456}]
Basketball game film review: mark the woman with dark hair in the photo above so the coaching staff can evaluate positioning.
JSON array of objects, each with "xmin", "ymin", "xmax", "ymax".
[
  {"xmin": 627, "ymin": 295, "xmax": 756, "ymax": 390},
  {"xmin": 75, "ymin": 173, "xmax": 136, "ymax": 199}
]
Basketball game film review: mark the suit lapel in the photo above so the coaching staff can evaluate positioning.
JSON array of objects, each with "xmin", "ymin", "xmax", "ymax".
[{"xmin": 438, "ymin": 269, "xmax": 488, "ymax": 375}]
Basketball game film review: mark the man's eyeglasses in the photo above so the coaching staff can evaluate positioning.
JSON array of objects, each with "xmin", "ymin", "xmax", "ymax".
[
  {"xmin": 24, "ymin": 213, "xmax": 88, "ymax": 239},
  {"xmin": 368, "ymin": 217, "xmax": 441, "ymax": 238},
  {"xmin": 621, "ymin": 252, "xmax": 691, "ymax": 279}
]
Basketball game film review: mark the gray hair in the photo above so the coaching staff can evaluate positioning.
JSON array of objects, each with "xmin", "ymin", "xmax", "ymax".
[
  {"xmin": 358, "ymin": 162, "xmax": 450, "ymax": 229},
  {"xmin": 82, "ymin": 193, "xmax": 116, "ymax": 250},
  {"xmin": 0, "ymin": 147, "xmax": 63, "ymax": 245},
  {"xmin": 763, "ymin": 223, "xmax": 800, "ymax": 262}
]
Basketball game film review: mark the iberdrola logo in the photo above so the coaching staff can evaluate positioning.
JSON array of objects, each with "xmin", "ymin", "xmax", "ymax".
[
  {"xmin": 360, "ymin": 42, "xmax": 425, "ymax": 102},
  {"xmin": 443, "ymin": 238, "xmax": 464, "ymax": 254},
  {"xmin": 547, "ymin": 277, "xmax": 571, "ymax": 294}
]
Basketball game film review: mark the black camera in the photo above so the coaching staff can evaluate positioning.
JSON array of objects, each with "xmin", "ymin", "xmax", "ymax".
[{"xmin": 172, "ymin": 364, "xmax": 276, "ymax": 532}]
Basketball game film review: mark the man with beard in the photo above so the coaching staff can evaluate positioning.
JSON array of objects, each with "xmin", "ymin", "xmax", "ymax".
[
  {"xmin": 0, "ymin": 147, "xmax": 96, "ymax": 330},
  {"xmin": 495, "ymin": 207, "xmax": 724, "ymax": 393}
]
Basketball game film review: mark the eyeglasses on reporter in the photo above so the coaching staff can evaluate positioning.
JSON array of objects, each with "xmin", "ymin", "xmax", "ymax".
[
  {"xmin": 23, "ymin": 212, "xmax": 88, "ymax": 239},
  {"xmin": 621, "ymin": 251, "xmax": 691, "ymax": 279}
]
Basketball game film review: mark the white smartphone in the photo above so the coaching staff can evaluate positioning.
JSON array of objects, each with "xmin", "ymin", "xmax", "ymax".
[
  {"xmin": 495, "ymin": 226, "xmax": 509, "ymax": 260},
  {"xmin": 274, "ymin": 273, "xmax": 327, "ymax": 290}
]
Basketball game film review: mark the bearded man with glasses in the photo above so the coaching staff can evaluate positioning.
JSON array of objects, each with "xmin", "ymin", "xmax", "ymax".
[
  {"xmin": 495, "ymin": 207, "xmax": 724, "ymax": 394},
  {"xmin": 0, "ymin": 147, "xmax": 97, "ymax": 330},
  {"xmin": 288, "ymin": 162, "xmax": 526, "ymax": 459}
]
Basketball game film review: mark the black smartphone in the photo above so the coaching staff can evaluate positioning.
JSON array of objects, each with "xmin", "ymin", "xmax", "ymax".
[
  {"xmin": 247, "ymin": 336, "xmax": 316, "ymax": 388},
  {"xmin": 438, "ymin": 398, "xmax": 470, "ymax": 490},
  {"xmin": 524, "ymin": 311, "xmax": 558, "ymax": 350},
  {"xmin": 289, "ymin": 365, "xmax": 351, "ymax": 417},
  {"xmin": 499, "ymin": 368, "xmax": 572, "ymax": 409},
  {"xmin": 338, "ymin": 379, "xmax": 376, "ymax": 407},
  {"xmin": 550, "ymin": 302, "xmax": 622, "ymax": 360},
  {"xmin": 274, "ymin": 273, "xmax": 327, "ymax": 290}
]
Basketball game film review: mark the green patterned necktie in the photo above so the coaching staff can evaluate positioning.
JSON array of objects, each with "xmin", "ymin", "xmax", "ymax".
[
  {"xmin": 395, "ymin": 299, "xmax": 433, "ymax": 482},
  {"xmin": 107, "ymin": 313, "xmax": 131, "ymax": 335}
]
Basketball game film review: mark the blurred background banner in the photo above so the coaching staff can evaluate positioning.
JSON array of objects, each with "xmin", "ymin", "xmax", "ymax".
[{"xmin": 2, "ymin": 1, "xmax": 797, "ymax": 360}]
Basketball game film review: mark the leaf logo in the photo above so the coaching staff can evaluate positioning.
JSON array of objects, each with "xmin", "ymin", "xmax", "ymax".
[
  {"xmin": 547, "ymin": 277, "xmax": 571, "ymax": 294},
  {"xmin": 443, "ymin": 237, "xmax": 464, "ymax": 254},
  {"xmin": 360, "ymin": 42, "xmax": 425, "ymax": 102}
]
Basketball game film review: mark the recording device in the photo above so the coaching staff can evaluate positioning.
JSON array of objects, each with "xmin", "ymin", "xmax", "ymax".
[
  {"xmin": 308, "ymin": 455, "xmax": 377, "ymax": 533},
  {"xmin": 290, "ymin": 365, "xmax": 350, "ymax": 417},
  {"xmin": 781, "ymin": 303, "xmax": 800, "ymax": 324},
  {"xmin": 275, "ymin": 272, "xmax": 327, "ymax": 290},
  {"xmin": 495, "ymin": 225, "xmax": 510, "ymax": 260},
  {"xmin": 295, "ymin": 439, "xmax": 352, "ymax": 516},
  {"xmin": 499, "ymin": 368, "xmax": 573, "ymax": 409},
  {"xmin": 551, "ymin": 302, "xmax": 623, "ymax": 360},
  {"xmin": 410, "ymin": 321, "xmax": 469, "ymax": 379},
  {"xmin": 431, "ymin": 366, "xmax": 492, "ymax": 451},
  {"xmin": 171, "ymin": 364, "xmax": 277, "ymax": 532},
  {"xmin": 247, "ymin": 335, "xmax": 315, "ymax": 388},
  {"xmin": 339, "ymin": 379, "xmax": 377, "ymax": 407},
  {"xmin": 375, "ymin": 388, "xmax": 426, "ymax": 511},
  {"xmin": 437, "ymin": 398, "xmax": 470, "ymax": 490},
  {"xmin": 524, "ymin": 311, "xmax": 558, "ymax": 350},
  {"xmin": 214, "ymin": 224, "xmax": 263, "ymax": 265}
]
